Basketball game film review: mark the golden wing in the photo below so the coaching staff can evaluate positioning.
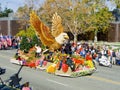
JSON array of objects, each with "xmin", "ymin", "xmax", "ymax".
[
  {"xmin": 51, "ymin": 13, "xmax": 64, "ymax": 37},
  {"xmin": 30, "ymin": 11, "xmax": 55, "ymax": 47}
]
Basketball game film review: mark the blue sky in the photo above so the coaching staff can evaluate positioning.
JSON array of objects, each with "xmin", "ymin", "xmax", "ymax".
[
  {"xmin": 1, "ymin": 0, "xmax": 24, "ymax": 11},
  {"xmin": 105, "ymin": 0, "xmax": 116, "ymax": 11},
  {"xmin": 0, "ymin": 0, "xmax": 44, "ymax": 12},
  {"xmin": 0, "ymin": 0, "xmax": 116, "ymax": 12}
]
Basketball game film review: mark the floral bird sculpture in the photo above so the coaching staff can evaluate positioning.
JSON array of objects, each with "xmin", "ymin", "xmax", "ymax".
[{"xmin": 30, "ymin": 11, "xmax": 69, "ymax": 51}]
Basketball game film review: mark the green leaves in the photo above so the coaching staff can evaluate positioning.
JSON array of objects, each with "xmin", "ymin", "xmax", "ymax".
[
  {"xmin": 0, "ymin": 7, "xmax": 13, "ymax": 17},
  {"xmin": 18, "ymin": 26, "xmax": 41, "ymax": 53},
  {"xmin": 16, "ymin": 26, "xmax": 36, "ymax": 39},
  {"xmin": 20, "ymin": 36, "xmax": 30, "ymax": 52},
  {"xmin": 114, "ymin": 0, "xmax": 120, "ymax": 8}
]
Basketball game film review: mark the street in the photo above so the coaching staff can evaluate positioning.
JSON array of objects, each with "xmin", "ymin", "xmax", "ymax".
[{"xmin": 0, "ymin": 49, "xmax": 120, "ymax": 90}]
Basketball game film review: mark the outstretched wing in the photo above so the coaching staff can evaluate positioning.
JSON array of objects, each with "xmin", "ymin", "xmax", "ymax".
[
  {"xmin": 30, "ymin": 11, "xmax": 55, "ymax": 47},
  {"xmin": 51, "ymin": 13, "xmax": 64, "ymax": 37}
]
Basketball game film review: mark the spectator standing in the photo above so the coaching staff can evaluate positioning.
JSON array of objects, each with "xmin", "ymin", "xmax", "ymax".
[
  {"xmin": 116, "ymin": 49, "xmax": 120, "ymax": 65},
  {"xmin": 111, "ymin": 49, "xmax": 116, "ymax": 65}
]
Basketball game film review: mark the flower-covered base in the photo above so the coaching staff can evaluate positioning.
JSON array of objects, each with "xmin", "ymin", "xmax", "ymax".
[
  {"xmin": 10, "ymin": 58, "xmax": 23, "ymax": 65},
  {"xmin": 55, "ymin": 67, "xmax": 95, "ymax": 77},
  {"xmin": 11, "ymin": 48, "xmax": 96, "ymax": 77},
  {"xmin": 70, "ymin": 68, "xmax": 95, "ymax": 77}
]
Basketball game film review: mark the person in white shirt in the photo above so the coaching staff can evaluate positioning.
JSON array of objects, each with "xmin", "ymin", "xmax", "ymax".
[{"xmin": 35, "ymin": 44, "xmax": 42, "ymax": 57}]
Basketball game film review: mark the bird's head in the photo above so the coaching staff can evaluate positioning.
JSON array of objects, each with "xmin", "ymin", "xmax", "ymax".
[{"xmin": 55, "ymin": 33, "xmax": 69, "ymax": 44}]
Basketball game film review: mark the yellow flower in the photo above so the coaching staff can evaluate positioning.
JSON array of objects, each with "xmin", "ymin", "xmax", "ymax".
[{"xmin": 46, "ymin": 64, "xmax": 56, "ymax": 73}]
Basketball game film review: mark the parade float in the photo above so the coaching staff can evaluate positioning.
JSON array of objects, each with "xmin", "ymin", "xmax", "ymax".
[{"xmin": 11, "ymin": 11, "xmax": 95, "ymax": 77}]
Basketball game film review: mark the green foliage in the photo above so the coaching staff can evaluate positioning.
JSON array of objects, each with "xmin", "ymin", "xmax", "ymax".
[
  {"xmin": 38, "ymin": 0, "xmax": 114, "ymax": 42},
  {"xmin": 17, "ymin": 27, "xmax": 43, "ymax": 52},
  {"xmin": 26, "ymin": 27, "xmax": 36, "ymax": 39},
  {"xmin": 16, "ymin": 30, "xmax": 26, "ymax": 37},
  {"xmin": 114, "ymin": 0, "xmax": 120, "ymax": 8},
  {"xmin": 112, "ymin": 7, "xmax": 120, "ymax": 21},
  {"xmin": 0, "ymin": 7, "xmax": 13, "ymax": 17},
  {"xmin": 20, "ymin": 36, "xmax": 32, "ymax": 53},
  {"xmin": 86, "ymin": 7, "xmax": 113, "ymax": 33},
  {"xmin": 16, "ymin": 26, "xmax": 36, "ymax": 39},
  {"xmin": 31, "ymin": 35, "xmax": 41, "ymax": 47}
]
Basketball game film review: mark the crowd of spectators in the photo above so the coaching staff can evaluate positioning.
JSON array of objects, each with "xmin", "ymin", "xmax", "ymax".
[
  {"xmin": 59, "ymin": 41, "xmax": 120, "ymax": 66},
  {"xmin": 0, "ymin": 34, "xmax": 20, "ymax": 50},
  {"xmin": 1, "ymin": 33, "xmax": 120, "ymax": 66},
  {"xmin": 34, "ymin": 40, "xmax": 120, "ymax": 72}
]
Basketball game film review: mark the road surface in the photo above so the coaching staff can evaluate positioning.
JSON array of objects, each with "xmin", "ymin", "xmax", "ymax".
[{"xmin": 0, "ymin": 49, "xmax": 120, "ymax": 90}]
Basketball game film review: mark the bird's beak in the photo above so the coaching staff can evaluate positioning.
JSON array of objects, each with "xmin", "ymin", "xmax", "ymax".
[{"xmin": 64, "ymin": 35, "xmax": 69, "ymax": 39}]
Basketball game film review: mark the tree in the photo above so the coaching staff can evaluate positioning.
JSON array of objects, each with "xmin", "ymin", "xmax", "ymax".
[
  {"xmin": 17, "ymin": 26, "xmax": 42, "ymax": 50},
  {"xmin": 38, "ymin": 0, "xmax": 113, "ymax": 42},
  {"xmin": 86, "ymin": 6, "xmax": 113, "ymax": 42},
  {"xmin": 15, "ymin": 0, "xmax": 113, "ymax": 42},
  {"xmin": 31, "ymin": 35, "xmax": 41, "ymax": 47},
  {"xmin": 112, "ymin": 0, "xmax": 120, "ymax": 21},
  {"xmin": 16, "ymin": 26, "xmax": 36, "ymax": 39},
  {"xmin": 16, "ymin": 5, "xmax": 31, "ymax": 29},
  {"xmin": 16, "ymin": 0, "xmax": 42, "ymax": 29},
  {"xmin": 114, "ymin": 0, "xmax": 120, "ymax": 8},
  {"xmin": 20, "ymin": 36, "xmax": 31, "ymax": 53},
  {"xmin": 0, "ymin": 7, "xmax": 13, "ymax": 17},
  {"xmin": 0, "ymin": 3, "xmax": 2, "ymax": 13}
]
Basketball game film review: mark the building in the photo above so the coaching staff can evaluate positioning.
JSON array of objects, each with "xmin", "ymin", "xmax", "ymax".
[
  {"xmin": 0, "ymin": 13, "xmax": 120, "ymax": 42},
  {"xmin": 0, "ymin": 13, "xmax": 22, "ymax": 36}
]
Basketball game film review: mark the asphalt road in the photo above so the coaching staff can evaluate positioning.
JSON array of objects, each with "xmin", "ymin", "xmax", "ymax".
[{"xmin": 0, "ymin": 49, "xmax": 120, "ymax": 90}]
